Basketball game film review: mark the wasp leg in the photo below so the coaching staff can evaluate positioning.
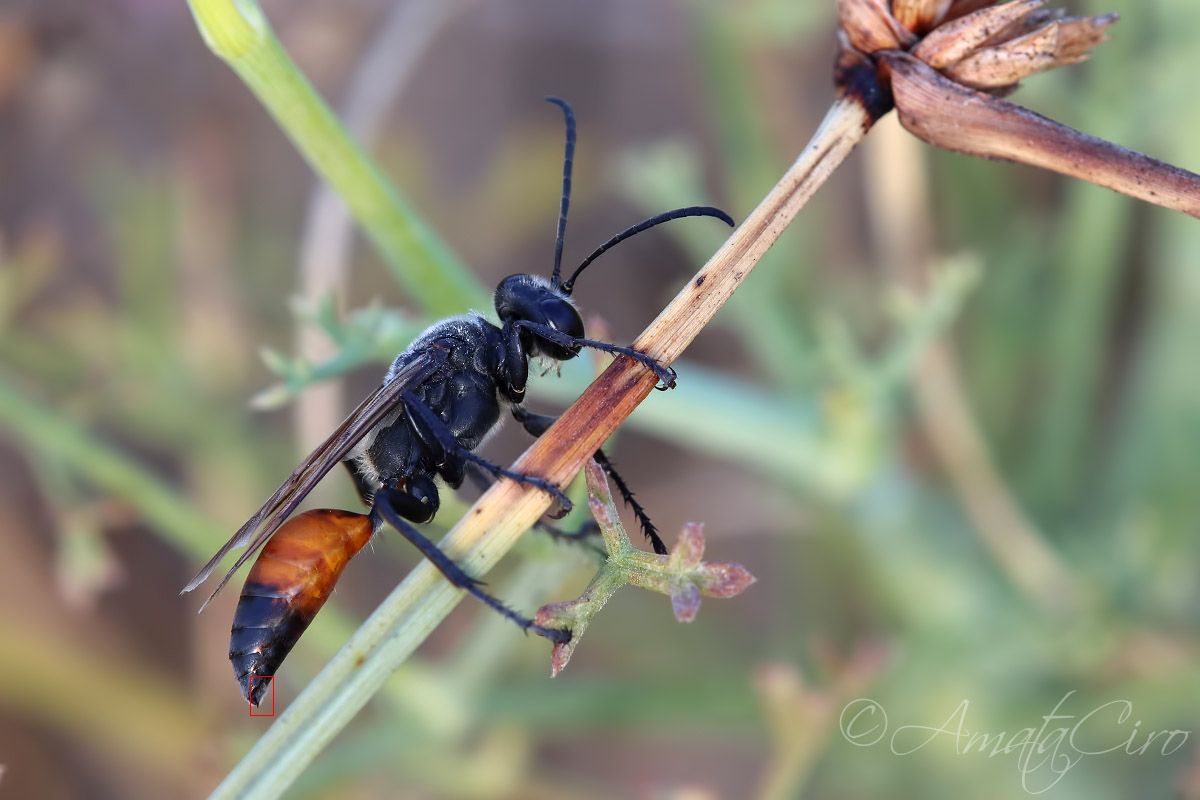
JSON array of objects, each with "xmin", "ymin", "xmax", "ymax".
[
  {"xmin": 512, "ymin": 407, "xmax": 668, "ymax": 555},
  {"xmin": 400, "ymin": 391, "xmax": 573, "ymax": 515},
  {"xmin": 537, "ymin": 518, "xmax": 603, "ymax": 549},
  {"xmin": 372, "ymin": 487, "xmax": 571, "ymax": 644},
  {"xmin": 513, "ymin": 320, "xmax": 677, "ymax": 390},
  {"xmin": 591, "ymin": 450, "xmax": 668, "ymax": 555},
  {"xmin": 463, "ymin": 462, "xmax": 604, "ymax": 555},
  {"xmin": 342, "ymin": 459, "xmax": 376, "ymax": 507}
]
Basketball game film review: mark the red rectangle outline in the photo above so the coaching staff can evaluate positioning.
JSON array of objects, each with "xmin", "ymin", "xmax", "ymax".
[{"xmin": 248, "ymin": 675, "xmax": 275, "ymax": 716}]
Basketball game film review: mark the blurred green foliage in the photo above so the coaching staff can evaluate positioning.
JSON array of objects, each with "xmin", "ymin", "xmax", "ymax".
[{"xmin": 1, "ymin": 0, "xmax": 1198, "ymax": 798}]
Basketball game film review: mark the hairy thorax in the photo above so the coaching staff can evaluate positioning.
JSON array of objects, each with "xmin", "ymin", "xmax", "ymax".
[{"xmin": 350, "ymin": 314, "xmax": 505, "ymax": 490}]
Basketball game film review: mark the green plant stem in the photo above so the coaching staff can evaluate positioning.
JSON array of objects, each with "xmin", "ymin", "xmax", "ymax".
[
  {"xmin": 186, "ymin": 0, "xmax": 487, "ymax": 314},
  {"xmin": 534, "ymin": 461, "xmax": 755, "ymax": 676}
]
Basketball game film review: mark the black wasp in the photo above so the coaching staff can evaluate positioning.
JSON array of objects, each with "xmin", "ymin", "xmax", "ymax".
[{"xmin": 181, "ymin": 97, "xmax": 735, "ymax": 705}]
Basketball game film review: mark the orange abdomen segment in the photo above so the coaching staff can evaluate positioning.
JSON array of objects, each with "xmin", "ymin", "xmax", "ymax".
[{"xmin": 229, "ymin": 509, "xmax": 373, "ymax": 705}]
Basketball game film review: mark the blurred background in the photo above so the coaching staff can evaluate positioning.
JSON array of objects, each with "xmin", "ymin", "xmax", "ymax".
[{"xmin": 2, "ymin": 0, "xmax": 1199, "ymax": 797}]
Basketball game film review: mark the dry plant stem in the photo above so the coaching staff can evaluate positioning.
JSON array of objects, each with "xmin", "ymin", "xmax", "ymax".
[
  {"xmin": 209, "ymin": 96, "xmax": 872, "ymax": 800},
  {"xmin": 863, "ymin": 116, "xmax": 1077, "ymax": 610},
  {"xmin": 914, "ymin": 347, "xmax": 1077, "ymax": 605},
  {"xmin": 883, "ymin": 52, "xmax": 1200, "ymax": 219}
]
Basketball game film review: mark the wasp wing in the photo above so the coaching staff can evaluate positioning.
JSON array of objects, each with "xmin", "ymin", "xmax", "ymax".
[{"xmin": 181, "ymin": 345, "xmax": 448, "ymax": 610}]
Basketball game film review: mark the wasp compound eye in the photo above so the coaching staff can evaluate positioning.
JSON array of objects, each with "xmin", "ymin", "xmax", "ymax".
[{"xmin": 540, "ymin": 298, "xmax": 584, "ymax": 340}]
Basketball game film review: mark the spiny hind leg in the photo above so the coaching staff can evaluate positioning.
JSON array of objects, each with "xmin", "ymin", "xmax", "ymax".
[
  {"xmin": 511, "ymin": 407, "xmax": 668, "ymax": 555},
  {"xmin": 372, "ymin": 487, "xmax": 571, "ymax": 644},
  {"xmin": 464, "ymin": 462, "xmax": 603, "ymax": 555}
]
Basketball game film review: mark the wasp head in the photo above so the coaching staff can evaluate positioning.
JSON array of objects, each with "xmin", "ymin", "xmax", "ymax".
[{"xmin": 494, "ymin": 273, "xmax": 584, "ymax": 361}]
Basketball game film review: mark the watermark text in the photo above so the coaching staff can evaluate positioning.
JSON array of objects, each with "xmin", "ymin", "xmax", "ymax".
[{"xmin": 839, "ymin": 692, "xmax": 1189, "ymax": 794}]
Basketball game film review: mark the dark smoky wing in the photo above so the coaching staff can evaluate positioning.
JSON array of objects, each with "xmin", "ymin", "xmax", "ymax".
[{"xmin": 181, "ymin": 346, "xmax": 448, "ymax": 609}]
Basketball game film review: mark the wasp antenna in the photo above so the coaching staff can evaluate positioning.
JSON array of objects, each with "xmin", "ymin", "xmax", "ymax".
[
  {"xmin": 545, "ymin": 96, "xmax": 576, "ymax": 288},
  {"xmin": 561, "ymin": 206, "xmax": 735, "ymax": 294}
]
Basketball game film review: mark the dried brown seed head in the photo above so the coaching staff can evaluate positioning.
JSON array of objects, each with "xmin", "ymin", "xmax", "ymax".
[
  {"xmin": 944, "ymin": 0, "xmax": 1010, "ymax": 24},
  {"xmin": 892, "ymin": 0, "xmax": 953, "ymax": 35},
  {"xmin": 839, "ymin": 0, "xmax": 1116, "ymax": 94},
  {"xmin": 835, "ymin": 4, "xmax": 1200, "ymax": 219},
  {"xmin": 913, "ymin": 0, "xmax": 1047, "ymax": 70},
  {"xmin": 839, "ymin": 0, "xmax": 916, "ymax": 54},
  {"xmin": 943, "ymin": 13, "xmax": 1118, "ymax": 89}
]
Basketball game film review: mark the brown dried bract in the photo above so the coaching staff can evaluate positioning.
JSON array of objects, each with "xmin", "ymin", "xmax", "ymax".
[
  {"xmin": 944, "ymin": 13, "xmax": 1117, "ymax": 89},
  {"xmin": 838, "ymin": 0, "xmax": 916, "ymax": 54},
  {"xmin": 880, "ymin": 52, "xmax": 1200, "ymax": 218},
  {"xmin": 913, "ymin": 0, "xmax": 1048, "ymax": 70},
  {"xmin": 892, "ymin": 0, "xmax": 953, "ymax": 35},
  {"xmin": 837, "ymin": 0, "xmax": 1116, "ymax": 93}
]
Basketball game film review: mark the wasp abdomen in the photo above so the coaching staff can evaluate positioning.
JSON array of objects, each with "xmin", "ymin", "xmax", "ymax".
[{"xmin": 229, "ymin": 509, "xmax": 373, "ymax": 706}]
